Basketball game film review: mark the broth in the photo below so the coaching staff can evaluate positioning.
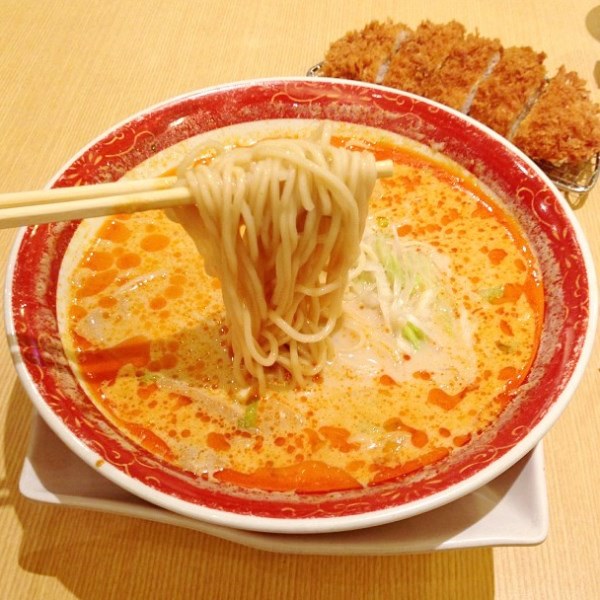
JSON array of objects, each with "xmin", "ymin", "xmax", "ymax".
[{"xmin": 58, "ymin": 122, "xmax": 543, "ymax": 493}]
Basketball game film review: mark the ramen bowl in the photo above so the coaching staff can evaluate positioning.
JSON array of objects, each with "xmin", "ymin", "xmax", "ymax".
[{"xmin": 5, "ymin": 78, "xmax": 597, "ymax": 533}]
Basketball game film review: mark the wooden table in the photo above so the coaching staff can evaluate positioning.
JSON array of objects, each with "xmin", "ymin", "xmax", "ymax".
[{"xmin": 1, "ymin": 1, "xmax": 599, "ymax": 598}]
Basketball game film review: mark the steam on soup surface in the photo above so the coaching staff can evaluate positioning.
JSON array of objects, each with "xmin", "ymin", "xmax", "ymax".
[{"xmin": 58, "ymin": 121, "xmax": 543, "ymax": 493}]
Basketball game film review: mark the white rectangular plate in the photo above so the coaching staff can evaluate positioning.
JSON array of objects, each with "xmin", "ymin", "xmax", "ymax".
[{"xmin": 20, "ymin": 413, "xmax": 548, "ymax": 555}]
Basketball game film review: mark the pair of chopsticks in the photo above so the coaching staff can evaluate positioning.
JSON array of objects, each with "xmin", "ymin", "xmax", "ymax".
[
  {"xmin": 0, "ymin": 176, "xmax": 192, "ymax": 229},
  {"xmin": 0, "ymin": 160, "xmax": 393, "ymax": 229}
]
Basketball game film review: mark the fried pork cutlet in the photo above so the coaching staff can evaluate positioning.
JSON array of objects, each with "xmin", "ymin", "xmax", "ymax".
[
  {"xmin": 382, "ymin": 20, "xmax": 466, "ymax": 95},
  {"xmin": 425, "ymin": 33, "xmax": 502, "ymax": 112},
  {"xmin": 512, "ymin": 66, "xmax": 600, "ymax": 166},
  {"xmin": 321, "ymin": 19, "xmax": 600, "ymax": 169},
  {"xmin": 320, "ymin": 20, "xmax": 411, "ymax": 83},
  {"xmin": 468, "ymin": 46, "xmax": 546, "ymax": 137}
]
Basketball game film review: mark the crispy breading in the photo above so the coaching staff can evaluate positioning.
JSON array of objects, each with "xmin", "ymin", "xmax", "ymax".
[
  {"xmin": 513, "ymin": 67, "xmax": 600, "ymax": 165},
  {"xmin": 382, "ymin": 20, "xmax": 466, "ymax": 95},
  {"xmin": 321, "ymin": 20, "xmax": 410, "ymax": 83},
  {"xmin": 468, "ymin": 46, "xmax": 546, "ymax": 137},
  {"xmin": 426, "ymin": 33, "xmax": 502, "ymax": 111},
  {"xmin": 321, "ymin": 19, "xmax": 600, "ymax": 166}
]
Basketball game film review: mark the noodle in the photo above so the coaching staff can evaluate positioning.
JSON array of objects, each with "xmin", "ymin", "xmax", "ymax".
[{"xmin": 174, "ymin": 126, "xmax": 378, "ymax": 389}]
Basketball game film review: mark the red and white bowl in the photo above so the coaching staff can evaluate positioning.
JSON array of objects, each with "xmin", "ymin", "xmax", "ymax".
[{"xmin": 5, "ymin": 78, "xmax": 597, "ymax": 533}]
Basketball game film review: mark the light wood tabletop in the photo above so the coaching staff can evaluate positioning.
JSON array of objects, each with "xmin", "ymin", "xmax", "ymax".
[{"xmin": 1, "ymin": 1, "xmax": 599, "ymax": 598}]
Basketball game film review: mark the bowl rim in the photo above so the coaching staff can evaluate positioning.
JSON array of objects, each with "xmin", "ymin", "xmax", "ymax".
[{"xmin": 4, "ymin": 76, "xmax": 598, "ymax": 534}]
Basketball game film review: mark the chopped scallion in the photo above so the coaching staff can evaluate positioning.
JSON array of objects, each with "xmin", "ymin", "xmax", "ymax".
[
  {"xmin": 238, "ymin": 401, "xmax": 258, "ymax": 429},
  {"xmin": 401, "ymin": 321, "xmax": 427, "ymax": 350}
]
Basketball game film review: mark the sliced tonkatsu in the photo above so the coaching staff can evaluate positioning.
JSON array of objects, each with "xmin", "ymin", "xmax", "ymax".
[
  {"xmin": 382, "ymin": 21, "xmax": 466, "ymax": 95},
  {"xmin": 512, "ymin": 67, "xmax": 600, "ymax": 166},
  {"xmin": 425, "ymin": 33, "xmax": 502, "ymax": 112},
  {"xmin": 320, "ymin": 19, "xmax": 600, "ymax": 170},
  {"xmin": 468, "ymin": 46, "xmax": 546, "ymax": 138},
  {"xmin": 321, "ymin": 20, "xmax": 412, "ymax": 83}
]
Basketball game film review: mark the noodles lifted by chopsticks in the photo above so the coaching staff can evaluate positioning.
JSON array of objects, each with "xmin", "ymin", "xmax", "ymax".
[{"xmin": 174, "ymin": 126, "xmax": 378, "ymax": 390}]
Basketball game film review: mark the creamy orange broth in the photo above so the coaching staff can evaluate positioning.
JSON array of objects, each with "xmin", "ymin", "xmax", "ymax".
[{"xmin": 58, "ymin": 125, "xmax": 543, "ymax": 493}]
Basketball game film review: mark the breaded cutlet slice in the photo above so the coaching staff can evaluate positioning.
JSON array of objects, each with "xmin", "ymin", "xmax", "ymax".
[
  {"xmin": 320, "ymin": 20, "xmax": 411, "ymax": 83},
  {"xmin": 425, "ymin": 33, "xmax": 502, "ymax": 112},
  {"xmin": 382, "ymin": 20, "xmax": 466, "ymax": 95},
  {"xmin": 512, "ymin": 66, "xmax": 600, "ymax": 166},
  {"xmin": 468, "ymin": 46, "xmax": 546, "ymax": 137}
]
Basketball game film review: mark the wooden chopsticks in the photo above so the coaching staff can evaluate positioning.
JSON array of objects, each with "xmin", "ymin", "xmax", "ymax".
[
  {"xmin": 0, "ymin": 160, "xmax": 393, "ymax": 229},
  {"xmin": 0, "ymin": 176, "xmax": 194, "ymax": 228}
]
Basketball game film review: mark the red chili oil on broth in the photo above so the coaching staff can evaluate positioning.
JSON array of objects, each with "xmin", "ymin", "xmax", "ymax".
[{"xmin": 60, "ymin": 136, "xmax": 544, "ymax": 494}]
